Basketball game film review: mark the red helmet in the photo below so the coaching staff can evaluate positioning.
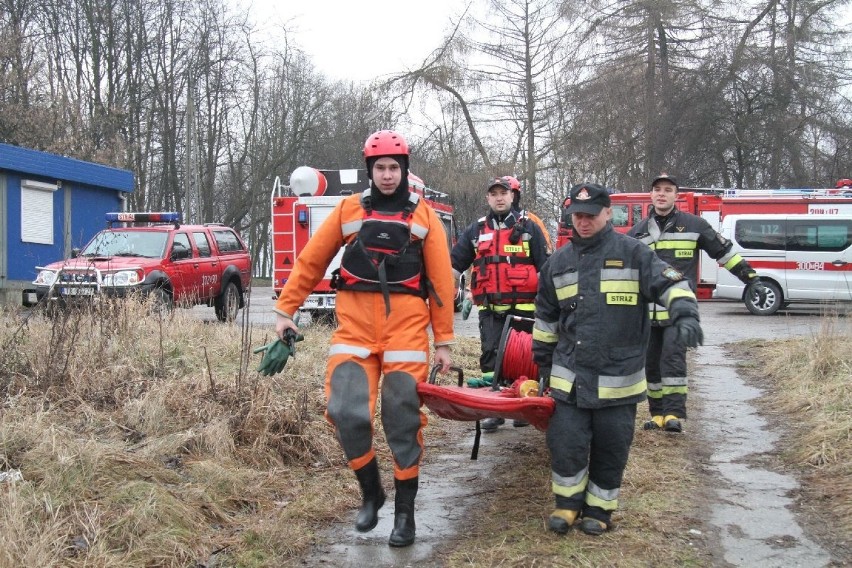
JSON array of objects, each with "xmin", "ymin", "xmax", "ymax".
[
  {"xmin": 835, "ymin": 178, "xmax": 852, "ymax": 188},
  {"xmin": 501, "ymin": 175, "xmax": 521, "ymax": 192},
  {"xmin": 363, "ymin": 130, "xmax": 409, "ymax": 159}
]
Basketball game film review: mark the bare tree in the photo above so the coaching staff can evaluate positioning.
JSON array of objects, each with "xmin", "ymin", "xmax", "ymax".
[{"xmin": 389, "ymin": 0, "xmax": 569, "ymax": 204}]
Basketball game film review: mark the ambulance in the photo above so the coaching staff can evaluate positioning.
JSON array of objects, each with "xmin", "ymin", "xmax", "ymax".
[{"xmin": 714, "ymin": 214, "xmax": 852, "ymax": 314}]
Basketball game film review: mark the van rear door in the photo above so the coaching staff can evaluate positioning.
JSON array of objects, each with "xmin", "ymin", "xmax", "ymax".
[{"xmin": 784, "ymin": 217, "xmax": 852, "ymax": 301}]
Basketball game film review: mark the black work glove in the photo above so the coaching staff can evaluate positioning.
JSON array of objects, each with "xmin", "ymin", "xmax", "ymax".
[
  {"xmin": 748, "ymin": 278, "xmax": 769, "ymax": 306},
  {"xmin": 669, "ymin": 298, "xmax": 704, "ymax": 348},
  {"xmin": 674, "ymin": 316, "xmax": 703, "ymax": 348}
]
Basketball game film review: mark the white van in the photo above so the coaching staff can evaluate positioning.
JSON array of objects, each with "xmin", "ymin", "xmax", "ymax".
[{"xmin": 714, "ymin": 214, "xmax": 852, "ymax": 314}]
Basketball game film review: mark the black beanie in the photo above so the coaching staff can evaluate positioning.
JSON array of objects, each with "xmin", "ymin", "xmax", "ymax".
[
  {"xmin": 366, "ymin": 155, "xmax": 410, "ymax": 210},
  {"xmin": 366, "ymin": 155, "xmax": 410, "ymax": 180}
]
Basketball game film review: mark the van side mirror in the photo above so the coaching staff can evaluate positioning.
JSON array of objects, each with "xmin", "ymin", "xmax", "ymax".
[{"xmin": 70, "ymin": 247, "xmax": 81, "ymax": 258}]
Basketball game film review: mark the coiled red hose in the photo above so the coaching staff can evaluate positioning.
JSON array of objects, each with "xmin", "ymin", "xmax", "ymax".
[{"xmin": 499, "ymin": 328, "xmax": 539, "ymax": 381}]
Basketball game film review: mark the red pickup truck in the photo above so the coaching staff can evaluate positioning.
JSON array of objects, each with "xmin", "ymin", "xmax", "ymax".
[{"xmin": 23, "ymin": 212, "xmax": 252, "ymax": 322}]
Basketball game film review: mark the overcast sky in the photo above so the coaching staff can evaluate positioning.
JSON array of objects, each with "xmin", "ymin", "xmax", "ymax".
[
  {"xmin": 239, "ymin": 2, "xmax": 852, "ymax": 90},
  {"xmin": 242, "ymin": 0, "xmax": 467, "ymax": 82}
]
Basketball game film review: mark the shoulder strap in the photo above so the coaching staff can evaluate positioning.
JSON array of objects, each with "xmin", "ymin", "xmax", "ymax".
[{"xmin": 360, "ymin": 188, "xmax": 373, "ymax": 214}]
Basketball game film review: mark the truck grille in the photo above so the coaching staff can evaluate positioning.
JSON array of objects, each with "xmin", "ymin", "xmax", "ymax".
[{"xmin": 58, "ymin": 272, "xmax": 98, "ymax": 283}]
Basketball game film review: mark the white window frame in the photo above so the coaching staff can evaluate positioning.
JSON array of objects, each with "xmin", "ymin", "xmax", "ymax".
[{"xmin": 21, "ymin": 179, "xmax": 58, "ymax": 244}]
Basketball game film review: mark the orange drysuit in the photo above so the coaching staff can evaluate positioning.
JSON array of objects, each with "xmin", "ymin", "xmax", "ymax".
[
  {"xmin": 273, "ymin": 192, "xmax": 456, "ymax": 480},
  {"xmin": 524, "ymin": 210, "xmax": 554, "ymax": 254}
]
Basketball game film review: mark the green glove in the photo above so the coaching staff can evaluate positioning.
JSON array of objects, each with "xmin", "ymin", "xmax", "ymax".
[
  {"xmin": 461, "ymin": 299, "xmax": 473, "ymax": 320},
  {"xmin": 466, "ymin": 371, "xmax": 494, "ymax": 388},
  {"xmin": 254, "ymin": 339, "xmax": 291, "ymax": 375},
  {"xmin": 254, "ymin": 331, "xmax": 304, "ymax": 376}
]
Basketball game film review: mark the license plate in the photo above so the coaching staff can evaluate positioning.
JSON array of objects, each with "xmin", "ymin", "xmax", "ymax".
[
  {"xmin": 302, "ymin": 297, "xmax": 320, "ymax": 308},
  {"xmin": 61, "ymin": 287, "xmax": 95, "ymax": 296}
]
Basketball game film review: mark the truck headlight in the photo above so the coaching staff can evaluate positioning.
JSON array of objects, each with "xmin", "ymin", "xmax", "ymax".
[
  {"xmin": 102, "ymin": 270, "xmax": 141, "ymax": 286},
  {"xmin": 34, "ymin": 270, "xmax": 57, "ymax": 286}
]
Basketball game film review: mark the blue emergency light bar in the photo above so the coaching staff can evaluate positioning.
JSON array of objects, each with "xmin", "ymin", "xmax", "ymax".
[{"xmin": 105, "ymin": 212, "xmax": 181, "ymax": 223}]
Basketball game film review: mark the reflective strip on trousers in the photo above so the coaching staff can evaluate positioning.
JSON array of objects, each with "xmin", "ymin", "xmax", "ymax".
[
  {"xmin": 552, "ymin": 465, "xmax": 589, "ymax": 499},
  {"xmin": 585, "ymin": 480, "xmax": 619, "ymax": 512},
  {"xmin": 329, "ymin": 343, "xmax": 371, "ymax": 358},
  {"xmin": 384, "ymin": 350, "xmax": 428, "ymax": 363}
]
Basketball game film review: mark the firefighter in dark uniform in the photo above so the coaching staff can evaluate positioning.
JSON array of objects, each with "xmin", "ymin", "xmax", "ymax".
[
  {"xmin": 451, "ymin": 176, "xmax": 549, "ymax": 431},
  {"xmin": 533, "ymin": 183, "xmax": 703, "ymax": 536},
  {"xmin": 627, "ymin": 173, "xmax": 768, "ymax": 432}
]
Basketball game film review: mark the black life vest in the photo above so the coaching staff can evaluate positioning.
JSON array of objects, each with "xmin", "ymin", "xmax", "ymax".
[{"xmin": 335, "ymin": 190, "xmax": 430, "ymax": 315}]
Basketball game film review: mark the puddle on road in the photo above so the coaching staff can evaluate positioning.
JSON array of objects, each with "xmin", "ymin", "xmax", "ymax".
[{"xmin": 692, "ymin": 346, "xmax": 831, "ymax": 567}]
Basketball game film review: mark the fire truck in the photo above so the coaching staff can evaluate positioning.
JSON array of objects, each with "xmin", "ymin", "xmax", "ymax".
[
  {"xmin": 271, "ymin": 166, "xmax": 461, "ymax": 320},
  {"xmin": 556, "ymin": 187, "xmax": 852, "ymax": 298}
]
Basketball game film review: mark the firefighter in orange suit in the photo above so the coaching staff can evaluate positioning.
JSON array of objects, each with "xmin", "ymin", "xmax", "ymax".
[{"xmin": 273, "ymin": 130, "xmax": 455, "ymax": 548}]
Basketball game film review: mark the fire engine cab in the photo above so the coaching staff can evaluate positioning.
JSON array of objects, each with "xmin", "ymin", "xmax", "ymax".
[
  {"xmin": 557, "ymin": 187, "xmax": 852, "ymax": 299},
  {"xmin": 271, "ymin": 166, "xmax": 460, "ymax": 320}
]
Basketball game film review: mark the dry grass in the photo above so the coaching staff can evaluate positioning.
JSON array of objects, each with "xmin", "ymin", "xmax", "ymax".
[{"xmin": 0, "ymin": 299, "xmax": 347, "ymax": 567}]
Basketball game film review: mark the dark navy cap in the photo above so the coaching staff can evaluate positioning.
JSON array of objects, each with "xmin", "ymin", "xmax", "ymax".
[
  {"xmin": 650, "ymin": 173, "xmax": 679, "ymax": 190},
  {"xmin": 566, "ymin": 183, "xmax": 611, "ymax": 215}
]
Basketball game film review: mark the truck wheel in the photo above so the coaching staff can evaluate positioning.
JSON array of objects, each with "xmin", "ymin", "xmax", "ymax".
[
  {"xmin": 150, "ymin": 288, "xmax": 174, "ymax": 316},
  {"xmin": 744, "ymin": 280, "xmax": 782, "ymax": 316},
  {"xmin": 215, "ymin": 281, "xmax": 241, "ymax": 322}
]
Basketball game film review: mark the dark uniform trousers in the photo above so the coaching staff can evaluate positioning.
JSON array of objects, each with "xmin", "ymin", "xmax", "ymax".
[
  {"xmin": 477, "ymin": 307, "xmax": 534, "ymax": 375},
  {"xmin": 547, "ymin": 401, "xmax": 637, "ymax": 520},
  {"xmin": 645, "ymin": 325, "xmax": 688, "ymax": 418}
]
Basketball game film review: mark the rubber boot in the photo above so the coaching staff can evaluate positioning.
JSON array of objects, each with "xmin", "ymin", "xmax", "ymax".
[
  {"xmin": 579, "ymin": 506, "xmax": 612, "ymax": 536},
  {"xmin": 664, "ymin": 415, "xmax": 683, "ymax": 433},
  {"xmin": 388, "ymin": 477, "xmax": 418, "ymax": 547},
  {"xmin": 643, "ymin": 415, "xmax": 664, "ymax": 430},
  {"xmin": 579, "ymin": 517, "xmax": 609, "ymax": 536},
  {"xmin": 354, "ymin": 458, "xmax": 386, "ymax": 532},
  {"xmin": 547, "ymin": 509, "xmax": 578, "ymax": 534}
]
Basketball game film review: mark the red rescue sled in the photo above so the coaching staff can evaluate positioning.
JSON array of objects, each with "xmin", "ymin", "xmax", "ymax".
[{"xmin": 417, "ymin": 366, "xmax": 554, "ymax": 432}]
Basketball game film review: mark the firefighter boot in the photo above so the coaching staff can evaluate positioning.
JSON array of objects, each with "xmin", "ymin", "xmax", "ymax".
[
  {"xmin": 664, "ymin": 415, "xmax": 683, "ymax": 433},
  {"xmin": 643, "ymin": 415, "xmax": 665, "ymax": 430},
  {"xmin": 354, "ymin": 458, "xmax": 386, "ymax": 532},
  {"xmin": 481, "ymin": 417, "xmax": 505, "ymax": 432},
  {"xmin": 579, "ymin": 507, "xmax": 612, "ymax": 536},
  {"xmin": 388, "ymin": 477, "xmax": 418, "ymax": 547},
  {"xmin": 547, "ymin": 509, "xmax": 578, "ymax": 534},
  {"xmin": 579, "ymin": 517, "xmax": 610, "ymax": 536}
]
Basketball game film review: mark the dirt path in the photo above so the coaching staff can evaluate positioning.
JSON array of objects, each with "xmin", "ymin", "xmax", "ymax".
[
  {"xmin": 692, "ymin": 346, "xmax": 833, "ymax": 567},
  {"xmin": 297, "ymin": 420, "xmax": 515, "ymax": 567}
]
